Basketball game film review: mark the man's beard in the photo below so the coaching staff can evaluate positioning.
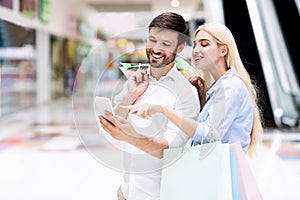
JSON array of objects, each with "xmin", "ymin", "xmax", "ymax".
[{"xmin": 146, "ymin": 48, "xmax": 176, "ymax": 68}]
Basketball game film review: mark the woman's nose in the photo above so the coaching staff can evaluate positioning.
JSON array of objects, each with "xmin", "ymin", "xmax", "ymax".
[{"xmin": 193, "ymin": 43, "xmax": 201, "ymax": 53}]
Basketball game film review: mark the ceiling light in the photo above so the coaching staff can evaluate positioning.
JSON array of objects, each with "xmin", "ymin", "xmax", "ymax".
[{"xmin": 170, "ymin": 0, "xmax": 180, "ymax": 8}]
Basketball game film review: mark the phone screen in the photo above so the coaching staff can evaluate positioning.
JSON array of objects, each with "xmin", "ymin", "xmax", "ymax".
[{"xmin": 94, "ymin": 97, "xmax": 115, "ymax": 126}]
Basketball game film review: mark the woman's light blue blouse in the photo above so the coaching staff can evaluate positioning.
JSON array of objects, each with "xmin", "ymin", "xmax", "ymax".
[{"xmin": 192, "ymin": 69, "xmax": 253, "ymax": 151}]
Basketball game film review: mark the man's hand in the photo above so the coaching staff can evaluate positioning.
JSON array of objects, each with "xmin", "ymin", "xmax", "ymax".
[
  {"xmin": 127, "ymin": 69, "xmax": 149, "ymax": 104},
  {"xmin": 98, "ymin": 111, "xmax": 167, "ymax": 158},
  {"xmin": 98, "ymin": 111, "xmax": 142, "ymax": 141},
  {"xmin": 115, "ymin": 69, "xmax": 150, "ymax": 118}
]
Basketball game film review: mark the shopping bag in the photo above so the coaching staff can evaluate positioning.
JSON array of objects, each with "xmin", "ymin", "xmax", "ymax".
[
  {"xmin": 230, "ymin": 142, "xmax": 263, "ymax": 200},
  {"xmin": 160, "ymin": 142, "xmax": 233, "ymax": 200},
  {"xmin": 230, "ymin": 151, "xmax": 239, "ymax": 200}
]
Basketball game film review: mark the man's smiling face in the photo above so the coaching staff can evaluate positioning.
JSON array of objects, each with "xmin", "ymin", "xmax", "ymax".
[{"xmin": 146, "ymin": 27, "xmax": 179, "ymax": 68}]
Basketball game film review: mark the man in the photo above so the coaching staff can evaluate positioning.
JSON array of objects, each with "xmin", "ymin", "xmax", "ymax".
[{"xmin": 99, "ymin": 12, "xmax": 200, "ymax": 200}]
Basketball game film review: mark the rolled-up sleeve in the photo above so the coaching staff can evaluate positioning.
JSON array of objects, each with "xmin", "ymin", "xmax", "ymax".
[
  {"xmin": 164, "ymin": 119, "xmax": 189, "ymax": 149},
  {"xmin": 164, "ymin": 86, "xmax": 200, "ymax": 148}
]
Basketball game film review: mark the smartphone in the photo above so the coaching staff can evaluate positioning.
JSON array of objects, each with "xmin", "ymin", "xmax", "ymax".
[{"xmin": 94, "ymin": 96, "xmax": 115, "ymax": 126}]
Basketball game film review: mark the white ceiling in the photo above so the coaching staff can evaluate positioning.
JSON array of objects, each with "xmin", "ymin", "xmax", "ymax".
[
  {"xmin": 66, "ymin": 0, "xmax": 205, "ymax": 40},
  {"xmin": 71, "ymin": 0, "xmax": 204, "ymax": 14}
]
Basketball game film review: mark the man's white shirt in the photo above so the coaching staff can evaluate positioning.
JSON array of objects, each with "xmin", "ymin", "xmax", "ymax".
[{"xmin": 114, "ymin": 65, "xmax": 200, "ymax": 200}]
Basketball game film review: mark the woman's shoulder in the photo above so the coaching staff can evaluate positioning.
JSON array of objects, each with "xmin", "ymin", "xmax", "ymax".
[
  {"xmin": 221, "ymin": 71, "xmax": 249, "ymax": 100},
  {"xmin": 224, "ymin": 70, "xmax": 247, "ymax": 89}
]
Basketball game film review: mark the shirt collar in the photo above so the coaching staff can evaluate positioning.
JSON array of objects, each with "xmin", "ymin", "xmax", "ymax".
[
  {"xmin": 207, "ymin": 69, "xmax": 234, "ymax": 96},
  {"xmin": 148, "ymin": 63, "xmax": 179, "ymax": 82}
]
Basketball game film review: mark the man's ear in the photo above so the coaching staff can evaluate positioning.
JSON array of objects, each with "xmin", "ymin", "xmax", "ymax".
[{"xmin": 176, "ymin": 42, "xmax": 186, "ymax": 53}]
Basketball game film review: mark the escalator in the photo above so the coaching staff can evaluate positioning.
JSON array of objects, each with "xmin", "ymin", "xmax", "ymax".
[
  {"xmin": 272, "ymin": 0, "xmax": 300, "ymax": 87},
  {"xmin": 222, "ymin": 0, "xmax": 300, "ymax": 129}
]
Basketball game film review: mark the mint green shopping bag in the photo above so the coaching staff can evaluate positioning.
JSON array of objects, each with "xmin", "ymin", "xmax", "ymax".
[{"xmin": 160, "ymin": 142, "xmax": 233, "ymax": 200}]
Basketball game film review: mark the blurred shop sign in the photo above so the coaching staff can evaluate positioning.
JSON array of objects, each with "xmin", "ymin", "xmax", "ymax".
[{"xmin": 0, "ymin": 45, "xmax": 35, "ymax": 60}]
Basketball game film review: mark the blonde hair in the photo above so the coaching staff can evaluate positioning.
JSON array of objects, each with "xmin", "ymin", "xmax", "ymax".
[{"xmin": 194, "ymin": 22, "xmax": 263, "ymax": 155}]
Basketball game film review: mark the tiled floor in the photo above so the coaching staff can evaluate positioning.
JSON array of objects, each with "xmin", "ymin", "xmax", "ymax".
[{"xmin": 0, "ymin": 97, "xmax": 300, "ymax": 200}]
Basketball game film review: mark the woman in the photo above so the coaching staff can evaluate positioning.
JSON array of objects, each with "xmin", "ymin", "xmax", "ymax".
[{"xmin": 100, "ymin": 22, "xmax": 263, "ymax": 155}]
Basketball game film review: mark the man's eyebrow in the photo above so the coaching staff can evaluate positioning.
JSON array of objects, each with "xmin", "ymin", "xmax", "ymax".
[
  {"xmin": 148, "ymin": 35, "xmax": 173, "ymax": 44},
  {"xmin": 162, "ymin": 40, "xmax": 172, "ymax": 43}
]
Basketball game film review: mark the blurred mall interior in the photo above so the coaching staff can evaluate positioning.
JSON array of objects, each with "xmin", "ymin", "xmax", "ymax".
[{"xmin": 0, "ymin": 0, "xmax": 299, "ymax": 199}]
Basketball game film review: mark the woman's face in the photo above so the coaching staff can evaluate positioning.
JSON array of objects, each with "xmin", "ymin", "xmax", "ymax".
[{"xmin": 192, "ymin": 30, "xmax": 222, "ymax": 71}]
